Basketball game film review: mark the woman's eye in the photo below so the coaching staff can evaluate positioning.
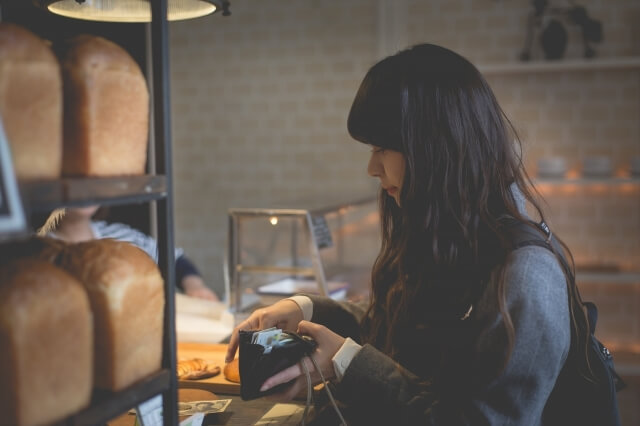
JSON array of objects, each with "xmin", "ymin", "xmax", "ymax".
[{"xmin": 371, "ymin": 147, "xmax": 385, "ymax": 154}]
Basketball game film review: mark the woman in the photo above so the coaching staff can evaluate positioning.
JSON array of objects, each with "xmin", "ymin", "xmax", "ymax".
[{"xmin": 225, "ymin": 43, "xmax": 590, "ymax": 425}]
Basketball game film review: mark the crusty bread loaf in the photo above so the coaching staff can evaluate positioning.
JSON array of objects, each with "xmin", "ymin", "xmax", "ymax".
[
  {"xmin": 0, "ymin": 259, "xmax": 92, "ymax": 426},
  {"xmin": 0, "ymin": 23, "xmax": 63, "ymax": 179},
  {"xmin": 59, "ymin": 239, "xmax": 164, "ymax": 391},
  {"xmin": 223, "ymin": 357, "xmax": 240, "ymax": 383},
  {"xmin": 60, "ymin": 35, "xmax": 149, "ymax": 176}
]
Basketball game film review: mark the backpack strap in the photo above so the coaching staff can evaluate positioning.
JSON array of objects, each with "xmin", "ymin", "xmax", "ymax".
[
  {"xmin": 502, "ymin": 217, "xmax": 627, "ymax": 395},
  {"xmin": 501, "ymin": 217, "xmax": 572, "ymax": 280}
]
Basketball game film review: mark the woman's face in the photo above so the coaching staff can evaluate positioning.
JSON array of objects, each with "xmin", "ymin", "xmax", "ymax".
[{"xmin": 367, "ymin": 146, "xmax": 406, "ymax": 206}]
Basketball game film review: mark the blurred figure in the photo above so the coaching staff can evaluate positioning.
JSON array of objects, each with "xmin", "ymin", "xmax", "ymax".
[{"xmin": 47, "ymin": 205, "xmax": 218, "ymax": 301}]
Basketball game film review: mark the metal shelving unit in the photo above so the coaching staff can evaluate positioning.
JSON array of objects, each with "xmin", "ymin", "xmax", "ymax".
[
  {"xmin": 0, "ymin": 0, "xmax": 179, "ymax": 424},
  {"xmin": 65, "ymin": 370, "xmax": 171, "ymax": 426},
  {"xmin": 150, "ymin": 0, "xmax": 179, "ymax": 423}
]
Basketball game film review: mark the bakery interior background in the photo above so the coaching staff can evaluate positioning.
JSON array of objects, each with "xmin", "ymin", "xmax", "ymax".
[{"xmin": 169, "ymin": 0, "xmax": 639, "ymax": 297}]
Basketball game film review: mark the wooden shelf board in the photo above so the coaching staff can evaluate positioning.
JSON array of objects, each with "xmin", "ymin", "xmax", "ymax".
[
  {"xmin": 479, "ymin": 56, "xmax": 640, "ymax": 75},
  {"xmin": 532, "ymin": 177, "xmax": 640, "ymax": 186},
  {"xmin": 576, "ymin": 272, "xmax": 640, "ymax": 285},
  {"xmin": 65, "ymin": 369, "xmax": 170, "ymax": 426},
  {"xmin": 19, "ymin": 175, "xmax": 167, "ymax": 212}
]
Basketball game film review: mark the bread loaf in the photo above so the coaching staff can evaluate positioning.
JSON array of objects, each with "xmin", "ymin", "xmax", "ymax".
[
  {"xmin": 0, "ymin": 259, "xmax": 92, "ymax": 426},
  {"xmin": 60, "ymin": 35, "xmax": 149, "ymax": 176},
  {"xmin": 0, "ymin": 23, "xmax": 63, "ymax": 179},
  {"xmin": 223, "ymin": 358, "xmax": 240, "ymax": 383},
  {"xmin": 59, "ymin": 239, "xmax": 164, "ymax": 391}
]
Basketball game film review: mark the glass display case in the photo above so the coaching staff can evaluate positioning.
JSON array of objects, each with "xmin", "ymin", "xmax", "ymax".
[{"xmin": 226, "ymin": 194, "xmax": 380, "ymax": 313}]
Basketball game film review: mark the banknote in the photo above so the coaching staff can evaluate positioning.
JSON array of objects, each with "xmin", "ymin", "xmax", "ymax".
[{"xmin": 178, "ymin": 399, "xmax": 232, "ymax": 416}]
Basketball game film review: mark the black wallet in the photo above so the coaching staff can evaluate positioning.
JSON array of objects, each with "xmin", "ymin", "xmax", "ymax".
[{"xmin": 238, "ymin": 329, "xmax": 317, "ymax": 400}]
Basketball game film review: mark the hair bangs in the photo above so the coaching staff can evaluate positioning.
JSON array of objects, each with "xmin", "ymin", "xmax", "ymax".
[{"xmin": 347, "ymin": 62, "xmax": 403, "ymax": 151}]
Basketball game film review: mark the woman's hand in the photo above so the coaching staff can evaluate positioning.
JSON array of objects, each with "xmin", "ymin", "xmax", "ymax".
[
  {"xmin": 258, "ymin": 321, "xmax": 346, "ymax": 401},
  {"xmin": 225, "ymin": 299, "xmax": 304, "ymax": 363}
]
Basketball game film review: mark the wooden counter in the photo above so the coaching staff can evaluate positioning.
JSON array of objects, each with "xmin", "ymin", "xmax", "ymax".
[{"xmin": 177, "ymin": 343, "xmax": 240, "ymax": 395}]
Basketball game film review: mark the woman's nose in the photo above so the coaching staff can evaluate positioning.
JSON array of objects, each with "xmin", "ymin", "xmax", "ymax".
[{"xmin": 367, "ymin": 153, "xmax": 381, "ymax": 177}]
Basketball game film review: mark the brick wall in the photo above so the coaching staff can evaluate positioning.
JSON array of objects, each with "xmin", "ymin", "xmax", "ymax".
[{"xmin": 170, "ymin": 0, "xmax": 378, "ymax": 298}]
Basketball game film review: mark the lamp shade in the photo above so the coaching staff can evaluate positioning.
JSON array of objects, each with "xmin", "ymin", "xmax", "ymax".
[{"xmin": 32, "ymin": 0, "xmax": 228, "ymax": 22}]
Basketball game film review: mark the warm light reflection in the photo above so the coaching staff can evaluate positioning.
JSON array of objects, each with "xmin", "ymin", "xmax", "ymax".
[
  {"xmin": 326, "ymin": 207, "xmax": 352, "ymax": 220},
  {"xmin": 619, "ymin": 183, "xmax": 639, "ymax": 195},
  {"xmin": 614, "ymin": 167, "xmax": 628, "ymax": 178},
  {"xmin": 559, "ymin": 184, "xmax": 580, "ymax": 195},
  {"xmin": 535, "ymin": 178, "xmax": 640, "ymax": 196},
  {"xmin": 534, "ymin": 182, "xmax": 554, "ymax": 195},
  {"xmin": 269, "ymin": 216, "xmax": 278, "ymax": 226},
  {"xmin": 601, "ymin": 341, "xmax": 640, "ymax": 355},
  {"xmin": 587, "ymin": 183, "xmax": 608, "ymax": 195},
  {"xmin": 566, "ymin": 169, "xmax": 580, "ymax": 179}
]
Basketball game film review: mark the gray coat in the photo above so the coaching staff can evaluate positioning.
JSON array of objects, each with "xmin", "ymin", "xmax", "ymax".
[{"xmin": 307, "ymin": 192, "xmax": 570, "ymax": 425}]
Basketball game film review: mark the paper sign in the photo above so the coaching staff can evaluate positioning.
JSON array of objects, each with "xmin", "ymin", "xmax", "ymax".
[
  {"xmin": 0, "ymin": 118, "xmax": 26, "ymax": 236},
  {"xmin": 311, "ymin": 215, "xmax": 333, "ymax": 249}
]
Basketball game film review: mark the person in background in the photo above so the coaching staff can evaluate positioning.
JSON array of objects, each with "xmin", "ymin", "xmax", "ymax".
[
  {"xmin": 225, "ymin": 44, "xmax": 591, "ymax": 424},
  {"xmin": 48, "ymin": 205, "xmax": 219, "ymax": 301}
]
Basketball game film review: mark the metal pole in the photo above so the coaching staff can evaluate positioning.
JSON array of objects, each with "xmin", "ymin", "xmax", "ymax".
[{"xmin": 150, "ymin": 0, "xmax": 177, "ymax": 424}]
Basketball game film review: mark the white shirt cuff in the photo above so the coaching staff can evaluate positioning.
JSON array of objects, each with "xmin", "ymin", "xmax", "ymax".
[
  {"xmin": 331, "ymin": 337, "xmax": 362, "ymax": 382},
  {"xmin": 287, "ymin": 295, "xmax": 313, "ymax": 321}
]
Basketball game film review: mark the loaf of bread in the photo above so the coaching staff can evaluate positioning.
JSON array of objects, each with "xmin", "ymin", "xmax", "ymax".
[
  {"xmin": 0, "ymin": 23, "xmax": 63, "ymax": 179},
  {"xmin": 60, "ymin": 35, "xmax": 149, "ymax": 176},
  {"xmin": 59, "ymin": 239, "xmax": 164, "ymax": 391},
  {"xmin": 223, "ymin": 358, "xmax": 240, "ymax": 383},
  {"xmin": 0, "ymin": 259, "xmax": 92, "ymax": 426}
]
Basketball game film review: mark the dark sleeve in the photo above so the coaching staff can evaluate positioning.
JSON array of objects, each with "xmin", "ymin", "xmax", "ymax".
[
  {"xmin": 334, "ymin": 246, "xmax": 571, "ymax": 425},
  {"xmin": 304, "ymin": 294, "xmax": 367, "ymax": 343},
  {"xmin": 175, "ymin": 255, "xmax": 201, "ymax": 290}
]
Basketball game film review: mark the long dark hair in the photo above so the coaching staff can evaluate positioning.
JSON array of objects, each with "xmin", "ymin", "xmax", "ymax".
[{"xmin": 347, "ymin": 44, "xmax": 589, "ymax": 380}]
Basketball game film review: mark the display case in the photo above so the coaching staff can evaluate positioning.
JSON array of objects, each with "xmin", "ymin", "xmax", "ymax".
[{"xmin": 226, "ymin": 194, "xmax": 380, "ymax": 313}]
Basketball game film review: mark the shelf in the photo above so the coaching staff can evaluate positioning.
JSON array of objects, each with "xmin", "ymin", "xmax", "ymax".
[
  {"xmin": 616, "ymin": 363, "xmax": 640, "ymax": 377},
  {"xmin": 576, "ymin": 272, "xmax": 640, "ymax": 285},
  {"xmin": 478, "ymin": 56, "xmax": 640, "ymax": 75},
  {"xmin": 609, "ymin": 351, "xmax": 640, "ymax": 377},
  {"xmin": 532, "ymin": 177, "xmax": 640, "ymax": 186},
  {"xmin": 19, "ymin": 175, "xmax": 167, "ymax": 212},
  {"xmin": 64, "ymin": 369, "xmax": 170, "ymax": 426}
]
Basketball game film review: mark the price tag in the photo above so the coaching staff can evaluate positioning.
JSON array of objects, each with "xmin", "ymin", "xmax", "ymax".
[
  {"xmin": 0, "ymin": 118, "xmax": 26, "ymax": 237},
  {"xmin": 311, "ymin": 215, "xmax": 333, "ymax": 249},
  {"xmin": 135, "ymin": 394, "xmax": 163, "ymax": 426}
]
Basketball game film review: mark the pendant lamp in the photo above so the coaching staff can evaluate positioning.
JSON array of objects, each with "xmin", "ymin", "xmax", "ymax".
[{"xmin": 32, "ymin": 0, "xmax": 230, "ymax": 22}]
